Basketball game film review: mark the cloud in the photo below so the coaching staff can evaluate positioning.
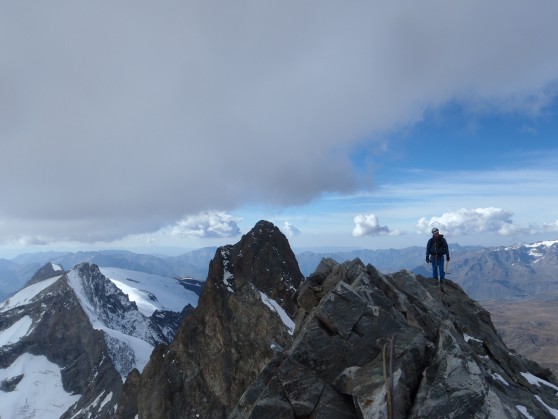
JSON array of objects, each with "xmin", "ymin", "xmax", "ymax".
[
  {"xmin": 1, "ymin": 2, "xmax": 558, "ymax": 244},
  {"xmin": 416, "ymin": 208, "xmax": 529, "ymax": 236},
  {"xmin": 170, "ymin": 212, "xmax": 241, "ymax": 239},
  {"xmin": 353, "ymin": 213, "xmax": 398, "ymax": 237},
  {"xmin": 282, "ymin": 222, "xmax": 301, "ymax": 237},
  {"xmin": 540, "ymin": 220, "xmax": 558, "ymax": 233}
]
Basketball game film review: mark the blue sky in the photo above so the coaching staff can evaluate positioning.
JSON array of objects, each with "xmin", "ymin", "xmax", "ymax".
[
  {"xmin": 1, "ymin": 2, "xmax": 558, "ymax": 258},
  {"xmin": 236, "ymin": 100, "xmax": 558, "ymax": 251}
]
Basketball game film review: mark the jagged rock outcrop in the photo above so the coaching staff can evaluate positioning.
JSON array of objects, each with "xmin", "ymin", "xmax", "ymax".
[
  {"xmin": 131, "ymin": 220, "xmax": 304, "ymax": 418},
  {"xmin": 232, "ymin": 258, "xmax": 558, "ymax": 418},
  {"xmin": 116, "ymin": 368, "xmax": 141, "ymax": 419}
]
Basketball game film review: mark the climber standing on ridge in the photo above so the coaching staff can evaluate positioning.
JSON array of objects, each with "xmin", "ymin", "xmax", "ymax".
[{"xmin": 426, "ymin": 227, "xmax": 450, "ymax": 282}]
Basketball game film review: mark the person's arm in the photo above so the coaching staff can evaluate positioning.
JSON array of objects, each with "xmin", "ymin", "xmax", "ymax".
[{"xmin": 426, "ymin": 239, "xmax": 431, "ymax": 263}]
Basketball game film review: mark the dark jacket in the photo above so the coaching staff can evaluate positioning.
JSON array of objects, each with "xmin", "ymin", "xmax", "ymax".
[{"xmin": 426, "ymin": 235, "xmax": 449, "ymax": 258}]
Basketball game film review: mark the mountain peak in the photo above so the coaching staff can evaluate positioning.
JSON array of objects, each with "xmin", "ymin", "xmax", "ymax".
[
  {"xmin": 24, "ymin": 261, "xmax": 66, "ymax": 287},
  {"xmin": 248, "ymin": 219, "xmax": 281, "ymax": 236},
  {"xmin": 134, "ymin": 220, "xmax": 305, "ymax": 418}
]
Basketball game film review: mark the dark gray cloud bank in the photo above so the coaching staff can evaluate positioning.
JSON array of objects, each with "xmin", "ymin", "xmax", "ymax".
[{"xmin": 1, "ymin": 1, "xmax": 558, "ymax": 245}]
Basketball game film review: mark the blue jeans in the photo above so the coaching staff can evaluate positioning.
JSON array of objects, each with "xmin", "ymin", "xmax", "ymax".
[{"xmin": 431, "ymin": 255, "xmax": 445, "ymax": 280}]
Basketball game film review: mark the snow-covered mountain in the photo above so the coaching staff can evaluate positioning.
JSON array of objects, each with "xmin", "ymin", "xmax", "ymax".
[
  {"xmin": 100, "ymin": 267, "xmax": 198, "ymax": 317},
  {"xmin": 1, "ymin": 247, "xmax": 215, "ymax": 301},
  {"xmin": 426, "ymin": 239, "xmax": 558, "ymax": 299},
  {"xmin": 0, "ymin": 262, "xmax": 198, "ymax": 418}
]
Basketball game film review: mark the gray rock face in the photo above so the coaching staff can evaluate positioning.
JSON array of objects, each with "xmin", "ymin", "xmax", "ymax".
[
  {"xmin": 24, "ymin": 261, "xmax": 66, "ymax": 286},
  {"xmin": 132, "ymin": 220, "xmax": 304, "ymax": 418},
  {"xmin": 232, "ymin": 259, "xmax": 558, "ymax": 418}
]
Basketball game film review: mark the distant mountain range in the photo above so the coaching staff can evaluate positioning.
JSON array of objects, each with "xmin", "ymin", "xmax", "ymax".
[
  {"xmin": 303, "ymin": 240, "xmax": 558, "ymax": 300},
  {"xmin": 2, "ymin": 239, "xmax": 558, "ymax": 302},
  {"xmin": 295, "ymin": 243, "xmax": 481, "ymax": 276}
]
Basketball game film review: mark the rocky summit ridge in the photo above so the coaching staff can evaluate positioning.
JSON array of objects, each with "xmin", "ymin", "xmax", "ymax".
[
  {"xmin": 121, "ymin": 221, "xmax": 558, "ymax": 418},
  {"xmin": 233, "ymin": 259, "xmax": 558, "ymax": 418}
]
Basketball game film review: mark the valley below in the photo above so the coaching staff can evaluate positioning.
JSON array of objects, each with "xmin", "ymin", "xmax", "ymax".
[{"xmin": 481, "ymin": 292, "xmax": 558, "ymax": 377}]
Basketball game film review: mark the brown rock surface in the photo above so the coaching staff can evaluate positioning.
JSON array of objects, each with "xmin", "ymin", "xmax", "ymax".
[{"xmin": 134, "ymin": 220, "xmax": 304, "ymax": 418}]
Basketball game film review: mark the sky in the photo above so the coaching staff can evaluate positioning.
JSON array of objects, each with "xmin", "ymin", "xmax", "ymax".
[{"xmin": 2, "ymin": 1, "xmax": 558, "ymax": 258}]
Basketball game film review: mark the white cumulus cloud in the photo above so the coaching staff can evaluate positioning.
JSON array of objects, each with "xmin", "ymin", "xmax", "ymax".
[
  {"xmin": 171, "ymin": 212, "xmax": 241, "ymax": 239},
  {"xmin": 353, "ymin": 213, "xmax": 399, "ymax": 237},
  {"xmin": 416, "ymin": 207, "xmax": 528, "ymax": 236},
  {"xmin": 540, "ymin": 220, "xmax": 558, "ymax": 232},
  {"xmin": 282, "ymin": 222, "xmax": 301, "ymax": 237}
]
